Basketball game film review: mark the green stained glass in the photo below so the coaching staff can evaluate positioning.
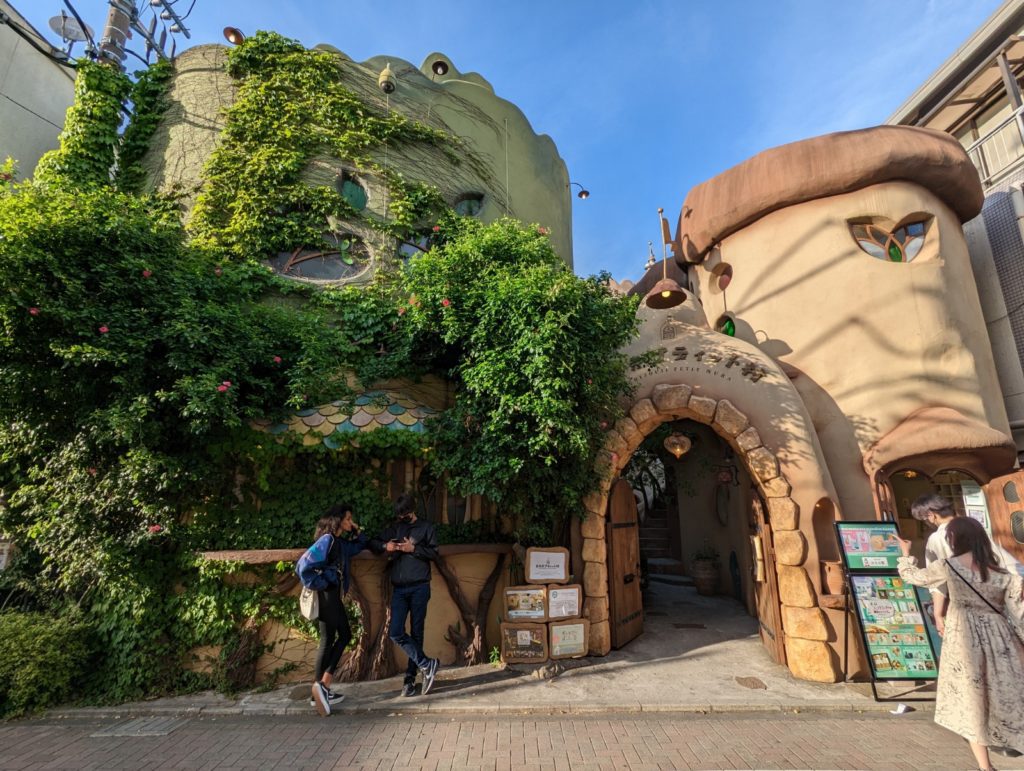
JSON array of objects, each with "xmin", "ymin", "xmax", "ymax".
[
  {"xmin": 722, "ymin": 317, "xmax": 736, "ymax": 337},
  {"xmin": 341, "ymin": 179, "xmax": 367, "ymax": 211},
  {"xmin": 888, "ymin": 242, "xmax": 903, "ymax": 262}
]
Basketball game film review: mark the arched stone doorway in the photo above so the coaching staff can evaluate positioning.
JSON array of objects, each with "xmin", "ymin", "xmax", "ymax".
[{"xmin": 580, "ymin": 299, "xmax": 848, "ymax": 683}]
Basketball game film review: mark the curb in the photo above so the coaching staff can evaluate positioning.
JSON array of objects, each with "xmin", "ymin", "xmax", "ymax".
[{"xmin": 47, "ymin": 700, "xmax": 933, "ymax": 720}]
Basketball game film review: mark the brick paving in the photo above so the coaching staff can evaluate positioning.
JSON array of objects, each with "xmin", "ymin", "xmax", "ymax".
[{"xmin": 3, "ymin": 712, "xmax": 1023, "ymax": 770}]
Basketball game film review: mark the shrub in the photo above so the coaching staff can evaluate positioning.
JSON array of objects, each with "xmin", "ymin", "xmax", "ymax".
[{"xmin": 0, "ymin": 610, "xmax": 93, "ymax": 717}]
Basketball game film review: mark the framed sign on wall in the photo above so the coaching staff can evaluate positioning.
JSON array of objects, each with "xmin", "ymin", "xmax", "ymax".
[
  {"xmin": 549, "ymin": 619, "xmax": 590, "ymax": 660},
  {"xmin": 525, "ymin": 547, "xmax": 570, "ymax": 584}
]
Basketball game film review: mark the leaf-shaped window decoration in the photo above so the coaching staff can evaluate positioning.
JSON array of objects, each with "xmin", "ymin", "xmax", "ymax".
[{"xmin": 850, "ymin": 218, "xmax": 930, "ymax": 263}]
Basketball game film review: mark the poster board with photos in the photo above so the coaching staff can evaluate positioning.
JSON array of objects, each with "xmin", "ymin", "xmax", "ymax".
[
  {"xmin": 549, "ymin": 618, "xmax": 590, "ymax": 659},
  {"xmin": 835, "ymin": 521, "xmax": 902, "ymax": 571},
  {"xmin": 849, "ymin": 573, "xmax": 940, "ymax": 681},
  {"xmin": 525, "ymin": 547, "xmax": 570, "ymax": 584},
  {"xmin": 547, "ymin": 584, "xmax": 582, "ymax": 620},
  {"xmin": 500, "ymin": 622, "xmax": 549, "ymax": 664},
  {"xmin": 504, "ymin": 585, "xmax": 547, "ymax": 622}
]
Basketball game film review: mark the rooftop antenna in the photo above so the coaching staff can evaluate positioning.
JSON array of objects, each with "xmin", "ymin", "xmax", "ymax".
[{"xmin": 48, "ymin": 9, "xmax": 94, "ymax": 58}]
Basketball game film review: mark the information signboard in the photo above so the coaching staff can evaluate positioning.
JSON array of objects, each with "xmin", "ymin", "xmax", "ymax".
[
  {"xmin": 835, "ymin": 521, "xmax": 902, "ymax": 571},
  {"xmin": 850, "ymin": 574, "xmax": 939, "ymax": 680}
]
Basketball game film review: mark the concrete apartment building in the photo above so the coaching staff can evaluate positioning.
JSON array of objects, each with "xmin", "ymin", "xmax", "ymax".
[
  {"xmin": 0, "ymin": 1, "xmax": 75, "ymax": 176},
  {"xmin": 889, "ymin": 0, "xmax": 1024, "ymax": 457}
]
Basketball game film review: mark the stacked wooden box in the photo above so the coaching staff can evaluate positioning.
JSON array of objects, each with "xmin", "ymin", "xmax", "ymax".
[{"xmin": 499, "ymin": 547, "xmax": 590, "ymax": 664}]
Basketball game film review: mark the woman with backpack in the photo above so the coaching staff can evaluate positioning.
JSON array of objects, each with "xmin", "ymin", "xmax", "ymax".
[
  {"xmin": 296, "ymin": 503, "xmax": 368, "ymax": 717},
  {"xmin": 896, "ymin": 517, "xmax": 1024, "ymax": 771}
]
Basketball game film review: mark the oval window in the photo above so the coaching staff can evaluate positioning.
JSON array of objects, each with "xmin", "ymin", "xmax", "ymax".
[
  {"xmin": 338, "ymin": 173, "xmax": 368, "ymax": 211},
  {"xmin": 454, "ymin": 193, "xmax": 484, "ymax": 217},
  {"xmin": 1004, "ymin": 480, "xmax": 1020, "ymax": 503},
  {"xmin": 269, "ymin": 232, "xmax": 370, "ymax": 281},
  {"xmin": 1011, "ymin": 510, "xmax": 1024, "ymax": 544},
  {"xmin": 715, "ymin": 314, "xmax": 736, "ymax": 337}
]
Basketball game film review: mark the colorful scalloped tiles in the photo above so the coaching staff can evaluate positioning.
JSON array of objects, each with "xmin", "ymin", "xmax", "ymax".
[{"xmin": 252, "ymin": 390, "xmax": 437, "ymax": 448}]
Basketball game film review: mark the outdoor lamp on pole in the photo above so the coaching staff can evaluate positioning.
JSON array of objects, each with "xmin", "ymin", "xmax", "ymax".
[
  {"xmin": 223, "ymin": 27, "xmax": 245, "ymax": 46},
  {"xmin": 644, "ymin": 208, "xmax": 686, "ymax": 309},
  {"xmin": 569, "ymin": 182, "xmax": 590, "ymax": 199}
]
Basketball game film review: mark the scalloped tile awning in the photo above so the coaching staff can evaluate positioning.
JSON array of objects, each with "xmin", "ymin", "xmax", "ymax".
[{"xmin": 252, "ymin": 389, "xmax": 438, "ymax": 448}]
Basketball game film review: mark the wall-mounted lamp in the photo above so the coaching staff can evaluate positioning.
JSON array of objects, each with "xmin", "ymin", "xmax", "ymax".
[
  {"xmin": 569, "ymin": 182, "xmax": 590, "ymax": 199},
  {"xmin": 223, "ymin": 27, "xmax": 245, "ymax": 46},
  {"xmin": 645, "ymin": 208, "xmax": 686, "ymax": 309}
]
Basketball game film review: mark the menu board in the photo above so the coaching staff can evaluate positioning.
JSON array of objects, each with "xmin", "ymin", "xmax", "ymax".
[
  {"xmin": 850, "ymin": 574, "xmax": 939, "ymax": 680},
  {"xmin": 549, "ymin": 619, "xmax": 590, "ymax": 659},
  {"xmin": 504, "ymin": 585, "xmax": 547, "ymax": 622},
  {"xmin": 835, "ymin": 521, "xmax": 902, "ymax": 571},
  {"xmin": 499, "ymin": 622, "xmax": 548, "ymax": 664},
  {"xmin": 548, "ymin": 584, "xmax": 582, "ymax": 619}
]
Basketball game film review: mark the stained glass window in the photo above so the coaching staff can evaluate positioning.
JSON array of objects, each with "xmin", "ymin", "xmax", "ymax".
[{"xmin": 850, "ymin": 219, "xmax": 929, "ymax": 263}]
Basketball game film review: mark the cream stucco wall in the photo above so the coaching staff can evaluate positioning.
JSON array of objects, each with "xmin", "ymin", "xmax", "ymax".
[
  {"xmin": 694, "ymin": 181, "xmax": 1011, "ymax": 518},
  {"xmin": 0, "ymin": 2, "xmax": 75, "ymax": 176}
]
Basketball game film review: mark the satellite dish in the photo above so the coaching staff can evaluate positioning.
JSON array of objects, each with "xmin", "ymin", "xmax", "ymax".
[{"xmin": 48, "ymin": 13, "xmax": 93, "ymax": 43}]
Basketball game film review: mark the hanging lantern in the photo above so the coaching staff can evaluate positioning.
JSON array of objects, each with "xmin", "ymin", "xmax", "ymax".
[{"xmin": 664, "ymin": 432, "xmax": 692, "ymax": 459}]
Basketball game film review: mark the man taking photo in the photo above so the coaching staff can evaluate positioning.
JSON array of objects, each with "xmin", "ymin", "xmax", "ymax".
[{"xmin": 370, "ymin": 493, "xmax": 440, "ymax": 697}]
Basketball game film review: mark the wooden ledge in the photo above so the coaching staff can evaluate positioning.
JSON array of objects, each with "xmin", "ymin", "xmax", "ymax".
[{"xmin": 200, "ymin": 543, "xmax": 513, "ymax": 565}]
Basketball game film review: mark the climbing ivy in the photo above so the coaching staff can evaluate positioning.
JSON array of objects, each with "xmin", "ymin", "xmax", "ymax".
[
  {"xmin": 0, "ymin": 34, "xmax": 642, "ymax": 711},
  {"xmin": 35, "ymin": 61, "xmax": 130, "ymax": 188},
  {"xmin": 116, "ymin": 59, "xmax": 175, "ymax": 193},
  {"xmin": 190, "ymin": 31, "xmax": 453, "ymax": 260}
]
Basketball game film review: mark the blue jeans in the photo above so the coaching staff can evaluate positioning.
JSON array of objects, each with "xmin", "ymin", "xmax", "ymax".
[{"xmin": 388, "ymin": 582, "xmax": 431, "ymax": 682}]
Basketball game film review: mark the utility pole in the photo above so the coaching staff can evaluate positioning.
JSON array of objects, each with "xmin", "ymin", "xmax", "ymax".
[{"xmin": 98, "ymin": 1, "xmax": 132, "ymax": 69}]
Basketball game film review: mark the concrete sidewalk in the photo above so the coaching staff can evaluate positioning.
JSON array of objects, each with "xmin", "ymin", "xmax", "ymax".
[{"xmin": 49, "ymin": 582, "xmax": 931, "ymax": 720}]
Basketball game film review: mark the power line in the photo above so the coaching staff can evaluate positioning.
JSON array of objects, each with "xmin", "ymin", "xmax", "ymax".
[{"xmin": 0, "ymin": 91, "xmax": 64, "ymax": 130}]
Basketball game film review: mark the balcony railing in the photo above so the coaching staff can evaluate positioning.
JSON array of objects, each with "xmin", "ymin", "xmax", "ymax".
[{"xmin": 967, "ymin": 105, "xmax": 1024, "ymax": 188}]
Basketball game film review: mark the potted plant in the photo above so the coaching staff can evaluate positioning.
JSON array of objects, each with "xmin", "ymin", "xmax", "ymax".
[{"xmin": 691, "ymin": 542, "xmax": 720, "ymax": 596}]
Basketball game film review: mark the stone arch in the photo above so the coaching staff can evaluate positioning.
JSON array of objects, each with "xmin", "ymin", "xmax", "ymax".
[{"xmin": 581, "ymin": 384, "xmax": 840, "ymax": 683}]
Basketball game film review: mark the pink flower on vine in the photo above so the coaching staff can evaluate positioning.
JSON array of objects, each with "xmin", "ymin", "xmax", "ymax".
[
  {"xmin": 217, "ymin": 384, "xmax": 228, "ymax": 393},
  {"xmin": 587, "ymin": 379, "xmax": 592, "ymax": 385},
  {"xmin": 537, "ymin": 226, "xmax": 549, "ymax": 235},
  {"xmin": 397, "ymin": 306, "xmax": 406, "ymax": 316},
  {"xmin": 222, "ymin": 380, "xmax": 232, "ymax": 387},
  {"xmin": 28, "ymin": 307, "xmax": 39, "ymax": 316},
  {"xmin": 432, "ymin": 225, "xmax": 441, "ymax": 232},
  {"xmin": 599, "ymin": 421, "xmax": 608, "ymax": 430},
  {"xmin": 148, "ymin": 524, "xmax": 163, "ymax": 534},
  {"xmin": 441, "ymin": 298, "xmax": 451, "ymax": 307},
  {"xmin": 142, "ymin": 269, "xmax": 152, "ymax": 278},
  {"xmin": 88, "ymin": 467, "xmax": 98, "ymax": 476},
  {"xmin": 273, "ymin": 356, "xmax": 282, "ymax": 364},
  {"xmin": 98, "ymin": 325, "xmax": 109, "ymax": 334},
  {"xmin": 214, "ymin": 267, "xmax": 223, "ymax": 276}
]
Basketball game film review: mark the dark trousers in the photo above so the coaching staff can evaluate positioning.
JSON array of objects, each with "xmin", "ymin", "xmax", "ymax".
[
  {"xmin": 315, "ymin": 587, "xmax": 352, "ymax": 681},
  {"xmin": 388, "ymin": 582, "xmax": 431, "ymax": 682}
]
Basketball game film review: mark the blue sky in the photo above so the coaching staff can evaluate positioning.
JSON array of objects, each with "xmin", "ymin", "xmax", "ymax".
[{"xmin": 20, "ymin": 0, "xmax": 1003, "ymax": 280}]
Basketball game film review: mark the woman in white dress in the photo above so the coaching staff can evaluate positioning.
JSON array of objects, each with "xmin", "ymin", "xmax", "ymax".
[{"xmin": 896, "ymin": 516, "xmax": 1024, "ymax": 771}]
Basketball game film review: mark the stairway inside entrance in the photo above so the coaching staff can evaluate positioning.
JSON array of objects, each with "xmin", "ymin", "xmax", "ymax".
[{"xmin": 639, "ymin": 502, "xmax": 688, "ymax": 580}]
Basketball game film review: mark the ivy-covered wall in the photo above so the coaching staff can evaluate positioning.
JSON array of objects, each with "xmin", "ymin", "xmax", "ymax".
[{"xmin": 141, "ymin": 38, "xmax": 574, "ymax": 272}]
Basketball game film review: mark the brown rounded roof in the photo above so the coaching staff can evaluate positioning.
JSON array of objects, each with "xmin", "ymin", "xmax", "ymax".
[{"xmin": 675, "ymin": 125, "xmax": 985, "ymax": 263}]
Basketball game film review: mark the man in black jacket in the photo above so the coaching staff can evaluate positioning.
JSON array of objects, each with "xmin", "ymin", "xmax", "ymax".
[{"xmin": 371, "ymin": 493, "xmax": 440, "ymax": 697}]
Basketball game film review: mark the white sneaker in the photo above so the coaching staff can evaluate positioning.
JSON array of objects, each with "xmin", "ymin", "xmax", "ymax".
[
  {"xmin": 312, "ymin": 682, "xmax": 330, "ymax": 717},
  {"xmin": 310, "ymin": 687, "xmax": 345, "ymax": 708}
]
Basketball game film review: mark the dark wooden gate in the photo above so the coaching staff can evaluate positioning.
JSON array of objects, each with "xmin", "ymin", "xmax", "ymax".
[
  {"xmin": 984, "ymin": 469, "xmax": 1024, "ymax": 564},
  {"xmin": 751, "ymin": 493, "xmax": 787, "ymax": 665},
  {"xmin": 607, "ymin": 477, "xmax": 643, "ymax": 649}
]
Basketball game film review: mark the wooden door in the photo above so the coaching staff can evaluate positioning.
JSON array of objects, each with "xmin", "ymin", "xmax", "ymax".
[
  {"xmin": 751, "ymin": 494, "xmax": 787, "ymax": 665},
  {"xmin": 984, "ymin": 469, "xmax": 1024, "ymax": 564},
  {"xmin": 607, "ymin": 478, "xmax": 643, "ymax": 649}
]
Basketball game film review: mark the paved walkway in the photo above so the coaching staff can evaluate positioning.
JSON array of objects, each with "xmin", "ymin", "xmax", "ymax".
[
  {"xmin": 50, "ymin": 582, "xmax": 918, "ymax": 721},
  {"xmin": 4, "ymin": 712, "xmax": 1024, "ymax": 770}
]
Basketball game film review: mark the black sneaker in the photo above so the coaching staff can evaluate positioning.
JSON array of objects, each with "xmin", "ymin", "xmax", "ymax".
[
  {"xmin": 421, "ymin": 658, "xmax": 439, "ymax": 695},
  {"xmin": 311, "ymin": 682, "xmax": 330, "ymax": 717},
  {"xmin": 401, "ymin": 681, "xmax": 416, "ymax": 697}
]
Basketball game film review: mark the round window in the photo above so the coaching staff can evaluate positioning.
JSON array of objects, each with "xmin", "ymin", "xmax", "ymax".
[
  {"xmin": 454, "ymin": 193, "xmax": 484, "ymax": 217},
  {"xmin": 337, "ymin": 173, "xmax": 368, "ymax": 212}
]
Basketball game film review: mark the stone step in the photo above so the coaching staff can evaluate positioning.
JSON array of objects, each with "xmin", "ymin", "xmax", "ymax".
[{"xmin": 646, "ymin": 557, "xmax": 687, "ymax": 576}]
